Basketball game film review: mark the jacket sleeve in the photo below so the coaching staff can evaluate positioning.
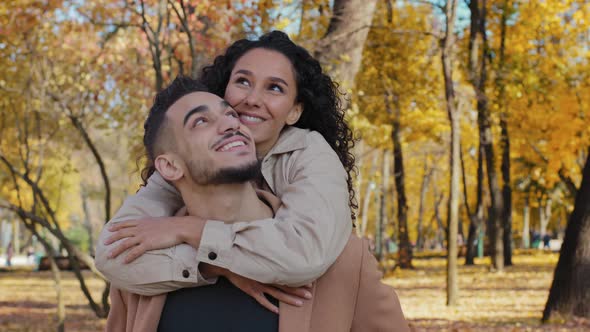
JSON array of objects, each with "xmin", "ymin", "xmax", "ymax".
[
  {"xmin": 194, "ymin": 132, "xmax": 353, "ymax": 286},
  {"xmin": 95, "ymin": 172, "xmax": 216, "ymax": 296},
  {"xmin": 96, "ymin": 132, "xmax": 352, "ymax": 289},
  {"xmin": 351, "ymin": 239, "xmax": 411, "ymax": 332}
]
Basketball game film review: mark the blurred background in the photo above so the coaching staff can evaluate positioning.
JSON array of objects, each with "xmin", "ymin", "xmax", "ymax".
[{"xmin": 1, "ymin": 0, "xmax": 589, "ymax": 331}]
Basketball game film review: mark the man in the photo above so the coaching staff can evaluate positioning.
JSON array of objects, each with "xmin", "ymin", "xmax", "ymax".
[{"xmin": 105, "ymin": 76, "xmax": 410, "ymax": 332}]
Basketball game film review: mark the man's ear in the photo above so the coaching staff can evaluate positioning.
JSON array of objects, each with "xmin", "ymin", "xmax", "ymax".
[
  {"xmin": 154, "ymin": 154, "xmax": 184, "ymax": 182},
  {"xmin": 285, "ymin": 103, "xmax": 303, "ymax": 125}
]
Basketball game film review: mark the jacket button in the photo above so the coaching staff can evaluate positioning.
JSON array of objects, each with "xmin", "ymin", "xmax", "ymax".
[
  {"xmin": 182, "ymin": 269, "xmax": 190, "ymax": 278},
  {"xmin": 208, "ymin": 252, "xmax": 217, "ymax": 260}
]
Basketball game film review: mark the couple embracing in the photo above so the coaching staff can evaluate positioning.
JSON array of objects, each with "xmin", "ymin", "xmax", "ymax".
[{"xmin": 96, "ymin": 31, "xmax": 410, "ymax": 332}]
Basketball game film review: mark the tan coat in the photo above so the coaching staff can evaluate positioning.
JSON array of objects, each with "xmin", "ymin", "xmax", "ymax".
[{"xmin": 106, "ymin": 235, "xmax": 410, "ymax": 332}]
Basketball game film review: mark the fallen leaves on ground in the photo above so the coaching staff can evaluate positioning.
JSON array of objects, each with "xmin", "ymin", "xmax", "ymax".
[
  {"xmin": 384, "ymin": 250, "xmax": 590, "ymax": 331},
  {"xmin": 0, "ymin": 251, "xmax": 588, "ymax": 331}
]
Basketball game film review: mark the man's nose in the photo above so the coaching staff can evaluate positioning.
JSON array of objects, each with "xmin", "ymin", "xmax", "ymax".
[{"xmin": 218, "ymin": 114, "xmax": 240, "ymax": 134}]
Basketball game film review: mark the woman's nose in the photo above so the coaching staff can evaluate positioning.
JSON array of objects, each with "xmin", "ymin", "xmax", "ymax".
[{"xmin": 244, "ymin": 89, "xmax": 262, "ymax": 107}]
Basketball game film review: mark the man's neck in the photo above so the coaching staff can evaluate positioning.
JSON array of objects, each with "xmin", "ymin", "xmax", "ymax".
[{"xmin": 178, "ymin": 182, "xmax": 272, "ymax": 222}]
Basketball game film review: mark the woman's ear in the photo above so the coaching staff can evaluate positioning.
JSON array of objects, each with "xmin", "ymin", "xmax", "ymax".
[
  {"xmin": 154, "ymin": 154, "xmax": 184, "ymax": 182},
  {"xmin": 285, "ymin": 103, "xmax": 303, "ymax": 125}
]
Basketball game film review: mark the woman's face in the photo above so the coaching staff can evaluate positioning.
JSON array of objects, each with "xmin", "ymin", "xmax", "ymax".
[{"xmin": 224, "ymin": 48, "xmax": 303, "ymax": 157}]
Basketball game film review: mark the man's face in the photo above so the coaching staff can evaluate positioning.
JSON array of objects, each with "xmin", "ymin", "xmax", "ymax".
[{"xmin": 166, "ymin": 91, "xmax": 258, "ymax": 185}]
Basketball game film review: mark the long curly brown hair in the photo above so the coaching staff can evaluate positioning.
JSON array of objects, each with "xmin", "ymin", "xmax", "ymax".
[{"xmin": 143, "ymin": 31, "xmax": 357, "ymax": 220}]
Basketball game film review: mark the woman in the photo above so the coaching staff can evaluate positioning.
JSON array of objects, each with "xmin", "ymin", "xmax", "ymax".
[{"xmin": 95, "ymin": 31, "xmax": 356, "ymax": 312}]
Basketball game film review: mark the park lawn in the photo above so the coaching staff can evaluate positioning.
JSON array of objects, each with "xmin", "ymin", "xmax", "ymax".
[{"xmin": 0, "ymin": 251, "xmax": 588, "ymax": 331}]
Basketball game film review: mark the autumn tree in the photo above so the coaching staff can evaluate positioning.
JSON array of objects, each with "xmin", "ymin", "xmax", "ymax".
[
  {"xmin": 467, "ymin": 0, "xmax": 505, "ymax": 271},
  {"xmin": 441, "ymin": 0, "xmax": 460, "ymax": 306},
  {"xmin": 543, "ymin": 148, "xmax": 590, "ymax": 322}
]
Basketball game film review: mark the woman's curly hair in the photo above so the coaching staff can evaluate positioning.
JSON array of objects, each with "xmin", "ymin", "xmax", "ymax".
[{"xmin": 199, "ymin": 31, "xmax": 357, "ymax": 220}]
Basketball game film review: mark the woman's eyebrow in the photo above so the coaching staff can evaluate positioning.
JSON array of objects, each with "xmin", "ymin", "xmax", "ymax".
[
  {"xmin": 269, "ymin": 77, "xmax": 288, "ymax": 87},
  {"xmin": 235, "ymin": 69, "xmax": 288, "ymax": 86},
  {"xmin": 235, "ymin": 69, "xmax": 252, "ymax": 76}
]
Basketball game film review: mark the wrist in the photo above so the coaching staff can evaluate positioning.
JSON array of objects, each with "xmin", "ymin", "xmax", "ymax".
[
  {"xmin": 199, "ymin": 262, "xmax": 226, "ymax": 279},
  {"xmin": 175, "ymin": 216, "xmax": 206, "ymax": 249}
]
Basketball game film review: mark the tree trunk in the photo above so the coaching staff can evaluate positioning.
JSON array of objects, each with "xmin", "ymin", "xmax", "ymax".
[
  {"xmin": 21, "ymin": 220, "xmax": 65, "ymax": 332},
  {"xmin": 442, "ymin": 0, "xmax": 460, "ymax": 306},
  {"xmin": 433, "ymin": 186, "xmax": 446, "ymax": 250},
  {"xmin": 466, "ymin": 141, "xmax": 485, "ymax": 265},
  {"xmin": 11, "ymin": 218, "xmax": 20, "ymax": 255},
  {"xmin": 497, "ymin": 0, "xmax": 513, "ymax": 267},
  {"xmin": 522, "ymin": 193, "xmax": 531, "ymax": 248},
  {"xmin": 469, "ymin": 0, "xmax": 504, "ymax": 271},
  {"xmin": 359, "ymin": 152, "xmax": 379, "ymax": 236},
  {"xmin": 376, "ymin": 150, "xmax": 390, "ymax": 262},
  {"xmin": 543, "ymin": 148, "xmax": 590, "ymax": 321},
  {"xmin": 417, "ymin": 157, "xmax": 432, "ymax": 251},
  {"xmin": 315, "ymin": 0, "xmax": 379, "ymax": 93},
  {"xmin": 81, "ymin": 186, "xmax": 95, "ymax": 257},
  {"xmin": 388, "ymin": 95, "xmax": 412, "ymax": 269},
  {"xmin": 354, "ymin": 141, "xmax": 365, "ymax": 236},
  {"xmin": 540, "ymin": 198, "xmax": 552, "ymax": 238}
]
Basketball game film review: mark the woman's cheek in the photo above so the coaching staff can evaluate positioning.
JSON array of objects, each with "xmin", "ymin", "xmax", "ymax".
[{"xmin": 224, "ymin": 86, "xmax": 244, "ymax": 105}]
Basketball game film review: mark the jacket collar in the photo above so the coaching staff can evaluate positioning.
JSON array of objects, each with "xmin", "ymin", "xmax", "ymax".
[{"xmin": 264, "ymin": 126, "xmax": 309, "ymax": 158}]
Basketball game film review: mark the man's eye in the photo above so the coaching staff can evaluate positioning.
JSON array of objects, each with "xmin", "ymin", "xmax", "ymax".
[
  {"xmin": 227, "ymin": 111, "xmax": 239, "ymax": 118},
  {"xmin": 193, "ymin": 118, "xmax": 207, "ymax": 127}
]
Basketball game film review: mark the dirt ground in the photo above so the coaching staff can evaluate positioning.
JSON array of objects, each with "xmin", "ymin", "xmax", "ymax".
[{"xmin": 0, "ymin": 251, "xmax": 588, "ymax": 331}]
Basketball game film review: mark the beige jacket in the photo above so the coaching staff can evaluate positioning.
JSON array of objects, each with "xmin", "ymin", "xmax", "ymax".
[
  {"xmin": 106, "ymin": 235, "xmax": 410, "ymax": 332},
  {"xmin": 95, "ymin": 127, "xmax": 353, "ymax": 294}
]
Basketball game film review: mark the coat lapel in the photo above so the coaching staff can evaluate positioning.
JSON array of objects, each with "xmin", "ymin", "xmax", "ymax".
[{"xmin": 278, "ymin": 283, "xmax": 316, "ymax": 332}]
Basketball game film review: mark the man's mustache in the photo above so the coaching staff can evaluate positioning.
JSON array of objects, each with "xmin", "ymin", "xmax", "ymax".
[{"xmin": 212, "ymin": 130, "xmax": 251, "ymax": 149}]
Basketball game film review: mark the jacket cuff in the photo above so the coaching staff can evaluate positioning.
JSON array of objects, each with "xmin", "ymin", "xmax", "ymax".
[
  {"xmin": 173, "ymin": 244, "xmax": 218, "ymax": 285},
  {"xmin": 196, "ymin": 220, "xmax": 234, "ymax": 269}
]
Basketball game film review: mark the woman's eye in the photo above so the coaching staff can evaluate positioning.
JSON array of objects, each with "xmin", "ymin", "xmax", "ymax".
[
  {"xmin": 269, "ymin": 84, "xmax": 283, "ymax": 93},
  {"xmin": 235, "ymin": 77, "xmax": 250, "ymax": 86}
]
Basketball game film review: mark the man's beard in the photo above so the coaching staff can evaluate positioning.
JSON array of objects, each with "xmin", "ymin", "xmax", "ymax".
[{"xmin": 187, "ymin": 159, "xmax": 262, "ymax": 185}]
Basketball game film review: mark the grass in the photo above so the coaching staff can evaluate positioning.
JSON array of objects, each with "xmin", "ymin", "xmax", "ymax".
[{"xmin": 0, "ymin": 251, "xmax": 588, "ymax": 331}]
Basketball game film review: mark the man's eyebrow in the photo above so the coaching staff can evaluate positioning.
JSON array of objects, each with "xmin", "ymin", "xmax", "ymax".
[
  {"xmin": 183, "ymin": 105, "xmax": 208, "ymax": 126},
  {"xmin": 220, "ymin": 100, "xmax": 230, "ymax": 108}
]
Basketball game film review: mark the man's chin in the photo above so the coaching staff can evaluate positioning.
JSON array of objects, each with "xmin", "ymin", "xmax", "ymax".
[{"xmin": 206, "ymin": 160, "xmax": 262, "ymax": 185}]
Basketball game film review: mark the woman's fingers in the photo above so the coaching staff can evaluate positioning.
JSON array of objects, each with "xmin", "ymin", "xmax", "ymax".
[
  {"xmin": 104, "ymin": 228, "xmax": 135, "ymax": 245},
  {"xmin": 262, "ymin": 285, "xmax": 305, "ymax": 307},
  {"xmin": 108, "ymin": 221, "xmax": 138, "ymax": 232},
  {"xmin": 124, "ymin": 243, "xmax": 148, "ymax": 264},
  {"xmin": 174, "ymin": 206, "xmax": 188, "ymax": 216},
  {"xmin": 109, "ymin": 237, "xmax": 141, "ymax": 259},
  {"xmin": 252, "ymin": 291, "xmax": 279, "ymax": 314},
  {"xmin": 273, "ymin": 285, "xmax": 313, "ymax": 300}
]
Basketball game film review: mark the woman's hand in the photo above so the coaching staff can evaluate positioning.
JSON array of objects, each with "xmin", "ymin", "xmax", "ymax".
[
  {"xmin": 104, "ymin": 216, "xmax": 204, "ymax": 263},
  {"xmin": 225, "ymin": 272, "xmax": 313, "ymax": 314},
  {"xmin": 200, "ymin": 263, "xmax": 313, "ymax": 314}
]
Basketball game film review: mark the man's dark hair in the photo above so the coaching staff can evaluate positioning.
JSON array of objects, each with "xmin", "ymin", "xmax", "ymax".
[{"xmin": 141, "ymin": 76, "xmax": 208, "ymax": 183}]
